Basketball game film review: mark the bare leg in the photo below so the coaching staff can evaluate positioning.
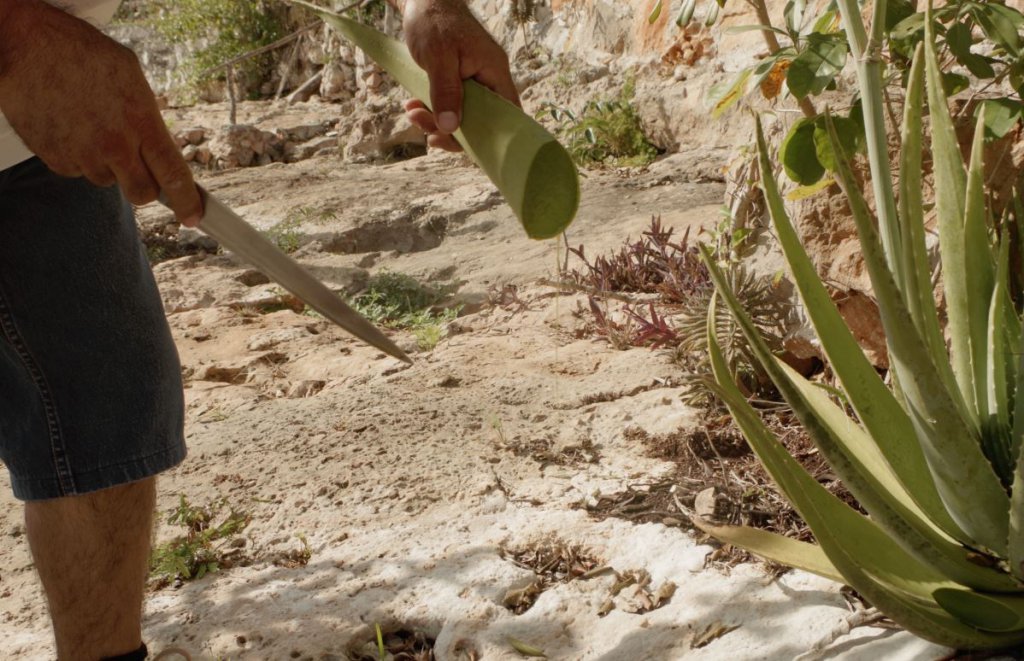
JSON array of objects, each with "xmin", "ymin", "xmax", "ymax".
[{"xmin": 24, "ymin": 478, "xmax": 156, "ymax": 660}]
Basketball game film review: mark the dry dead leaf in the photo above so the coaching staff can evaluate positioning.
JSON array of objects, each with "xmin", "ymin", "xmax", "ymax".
[
  {"xmin": 760, "ymin": 59, "xmax": 791, "ymax": 100},
  {"xmin": 692, "ymin": 621, "xmax": 741, "ymax": 649}
]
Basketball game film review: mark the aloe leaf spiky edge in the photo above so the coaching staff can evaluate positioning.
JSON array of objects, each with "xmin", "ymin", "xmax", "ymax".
[
  {"xmin": 703, "ymin": 290, "xmax": 1024, "ymax": 647},
  {"xmin": 966, "ymin": 105, "xmax": 999, "ymax": 426},
  {"xmin": 704, "ymin": 222, "xmax": 1014, "ymax": 590},
  {"xmin": 780, "ymin": 359, "xmax": 1021, "ymax": 591},
  {"xmin": 752, "ymin": 118, "xmax": 966, "ymax": 542},
  {"xmin": 924, "ymin": 9, "xmax": 975, "ymax": 416},
  {"xmin": 824, "ymin": 111, "xmax": 1010, "ymax": 556},
  {"xmin": 986, "ymin": 237, "xmax": 1014, "ymax": 479},
  {"xmin": 899, "ymin": 45, "xmax": 956, "ymax": 387},
  {"xmin": 1010, "ymin": 418, "xmax": 1024, "ymax": 580}
]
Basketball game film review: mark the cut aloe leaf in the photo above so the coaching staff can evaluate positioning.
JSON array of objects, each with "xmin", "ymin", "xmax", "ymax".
[{"xmin": 291, "ymin": 0, "xmax": 580, "ymax": 240}]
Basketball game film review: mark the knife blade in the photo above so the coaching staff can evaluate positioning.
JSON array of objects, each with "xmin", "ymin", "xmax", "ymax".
[{"xmin": 163, "ymin": 186, "xmax": 412, "ymax": 364}]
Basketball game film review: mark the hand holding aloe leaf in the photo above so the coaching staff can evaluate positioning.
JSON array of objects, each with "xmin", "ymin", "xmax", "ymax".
[
  {"xmin": 290, "ymin": 0, "xmax": 579, "ymax": 240},
  {"xmin": 399, "ymin": 0, "xmax": 521, "ymax": 152},
  {"xmin": 700, "ymin": 0, "xmax": 1024, "ymax": 649}
]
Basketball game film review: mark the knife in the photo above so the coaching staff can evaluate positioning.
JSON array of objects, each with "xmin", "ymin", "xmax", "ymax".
[{"xmin": 162, "ymin": 186, "xmax": 412, "ymax": 364}]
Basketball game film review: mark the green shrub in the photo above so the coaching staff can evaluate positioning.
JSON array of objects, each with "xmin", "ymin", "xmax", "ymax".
[
  {"xmin": 539, "ymin": 77, "xmax": 659, "ymax": 168},
  {"xmin": 701, "ymin": 0, "xmax": 1024, "ymax": 186},
  {"xmin": 150, "ymin": 0, "xmax": 285, "ymax": 92},
  {"xmin": 352, "ymin": 270, "xmax": 460, "ymax": 349}
]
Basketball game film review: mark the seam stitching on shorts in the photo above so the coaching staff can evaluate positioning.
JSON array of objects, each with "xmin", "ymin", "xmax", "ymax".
[
  {"xmin": 11, "ymin": 443, "xmax": 185, "ymax": 499},
  {"xmin": 0, "ymin": 284, "xmax": 75, "ymax": 496}
]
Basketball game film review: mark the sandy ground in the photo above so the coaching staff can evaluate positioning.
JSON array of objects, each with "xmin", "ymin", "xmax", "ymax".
[{"xmin": 0, "ymin": 143, "xmax": 950, "ymax": 659}]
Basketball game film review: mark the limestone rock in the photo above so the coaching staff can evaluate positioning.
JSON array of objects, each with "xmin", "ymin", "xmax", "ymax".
[
  {"xmin": 286, "ymin": 380, "xmax": 327, "ymax": 398},
  {"xmin": 343, "ymin": 100, "xmax": 426, "ymax": 162},
  {"xmin": 195, "ymin": 146, "xmax": 213, "ymax": 166},
  {"xmin": 320, "ymin": 60, "xmax": 357, "ymax": 102},
  {"xmin": 181, "ymin": 127, "xmax": 207, "ymax": 145},
  {"xmin": 207, "ymin": 125, "xmax": 284, "ymax": 169},
  {"xmin": 285, "ymin": 136, "xmax": 339, "ymax": 163}
]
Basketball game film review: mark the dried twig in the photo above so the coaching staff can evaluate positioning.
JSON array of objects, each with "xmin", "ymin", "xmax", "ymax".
[
  {"xmin": 198, "ymin": 22, "xmax": 323, "ymax": 79},
  {"xmin": 274, "ymin": 35, "xmax": 304, "ymax": 99},
  {"xmin": 536, "ymin": 277, "xmax": 639, "ymax": 303},
  {"xmin": 287, "ymin": 70, "xmax": 325, "ymax": 104},
  {"xmin": 793, "ymin": 608, "xmax": 887, "ymax": 660}
]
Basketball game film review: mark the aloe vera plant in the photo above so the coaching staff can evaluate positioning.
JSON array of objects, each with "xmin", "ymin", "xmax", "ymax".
[
  {"xmin": 699, "ymin": 0, "xmax": 1024, "ymax": 649},
  {"xmin": 290, "ymin": 0, "xmax": 579, "ymax": 240}
]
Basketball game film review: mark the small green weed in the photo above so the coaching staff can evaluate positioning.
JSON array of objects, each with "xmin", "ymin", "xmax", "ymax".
[
  {"xmin": 538, "ymin": 76, "xmax": 658, "ymax": 168},
  {"xmin": 113, "ymin": 0, "xmax": 148, "ymax": 23},
  {"xmin": 264, "ymin": 217, "xmax": 302, "ymax": 254},
  {"xmin": 352, "ymin": 270, "xmax": 461, "ymax": 349},
  {"xmin": 149, "ymin": 495, "xmax": 251, "ymax": 587},
  {"xmin": 553, "ymin": 59, "xmax": 580, "ymax": 90},
  {"xmin": 353, "ymin": 0, "xmax": 389, "ymax": 26},
  {"xmin": 347, "ymin": 627, "xmax": 437, "ymax": 661},
  {"xmin": 294, "ymin": 532, "xmax": 312, "ymax": 565},
  {"xmin": 263, "ymin": 206, "xmax": 337, "ymax": 254},
  {"xmin": 376, "ymin": 624, "xmax": 386, "ymax": 660},
  {"xmin": 411, "ymin": 308, "xmax": 458, "ymax": 350},
  {"xmin": 487, "ymin": 413, "xmax": 508, "ymax": 445},
  {"xmin": 353, "ymin": 270, "xmax": 449, "ymax": 321},
  {"xmin": 145, "ymin": 244, "xmax": 168, "ymax": 264}
]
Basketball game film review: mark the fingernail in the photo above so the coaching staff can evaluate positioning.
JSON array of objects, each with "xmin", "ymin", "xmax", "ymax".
[
  {"xmin": 438, "ymin": 111, "xmax": 459, "ymax": 133},
  {"xmin": 185, "ymin": 213, "xmax": 202, "ymax": 228}
]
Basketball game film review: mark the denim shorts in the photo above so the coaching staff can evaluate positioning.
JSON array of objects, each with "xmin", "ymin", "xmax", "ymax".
[{"xmin": 0, "ymin": 157, "xmax": 186, "ymax": 501}]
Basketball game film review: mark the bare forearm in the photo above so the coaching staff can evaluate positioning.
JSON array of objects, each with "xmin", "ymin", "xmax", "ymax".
[
  {"xmin": 0, "ymin": 0, "xmax": 23, "ymax": 28},
  {"xmin": 0, "ymin": 0, "xmax": 203, "ymax": 224}
]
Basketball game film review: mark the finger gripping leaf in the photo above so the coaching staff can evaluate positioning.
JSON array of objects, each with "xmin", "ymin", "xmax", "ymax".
[{"xmin": 291, "ymin": 0, "xmax": 580, "ymax": 240}]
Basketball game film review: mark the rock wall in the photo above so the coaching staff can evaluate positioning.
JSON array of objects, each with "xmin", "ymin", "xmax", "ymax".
[
  {"xmin": 474, "ymin": 0, "xmax": 773, "ymax": 158},
  {"xmin": 469, "ymin": 0, "xmax": 891, "ymax": 365}
]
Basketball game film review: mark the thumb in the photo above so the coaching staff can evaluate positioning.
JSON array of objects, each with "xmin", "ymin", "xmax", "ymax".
[{"xmin": 426, "ymin": 51, "xmax": 464, "ymax": 135}]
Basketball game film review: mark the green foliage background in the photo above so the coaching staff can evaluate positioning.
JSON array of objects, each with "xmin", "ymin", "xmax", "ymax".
[
  {"xmin": 151, "ymin": 0, "xmax": 285, "ymax": 91},
  {"xmin": 539, "ymin": 77, "xmax": 659, "ymax": 168}
]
